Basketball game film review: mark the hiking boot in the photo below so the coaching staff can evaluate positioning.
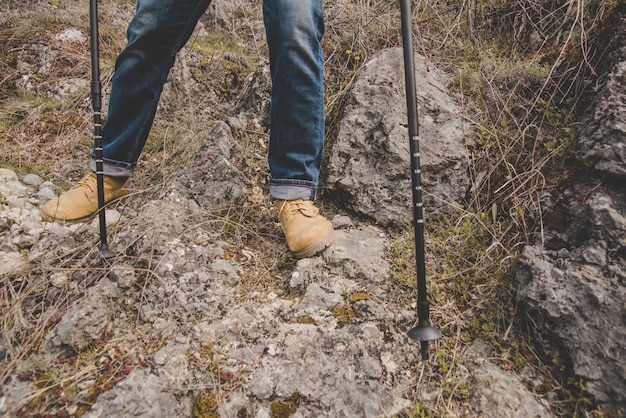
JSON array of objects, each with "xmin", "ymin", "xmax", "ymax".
[
  {"xmin": 277, "ymin": 199, "xmax": 334, "ymax": 258},
  {"xmin": 41, "ymin": 172, "xmax": 128, "ymax": 221}
]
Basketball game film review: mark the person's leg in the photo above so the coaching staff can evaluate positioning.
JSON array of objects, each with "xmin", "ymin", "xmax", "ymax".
[
  {"xmin": 42, "ymin": 0, "xmax": 211, "ymax": 221},
  {"xmin": 263, "ymin": 0, "xmax": 333, "ymax": 258},
  {"xmin": 263, "ymin": 0, "xmax": 325, "ymax": 201},
  {"xmin": 95, "ymin": 0, "xmax": 212, "ymax": 176}
]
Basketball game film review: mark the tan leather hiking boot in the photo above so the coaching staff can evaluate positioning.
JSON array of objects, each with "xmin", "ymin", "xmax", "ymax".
[
  {"xmin": 277, "ymin": 199, "xmax": 334, "ymax": 258},
  {"xmin": 41, "ymin": 172, "xmax": 128, "ymax": 221}
]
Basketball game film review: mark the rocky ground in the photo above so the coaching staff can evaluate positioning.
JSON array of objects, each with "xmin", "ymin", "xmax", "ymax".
[
  {"xmin": 1, "ymin": 0, "xmax": 624, "ymax": 417},
  {"xmin": 0, "ymin": 165, "xmax": 553, "ymax": 417}
]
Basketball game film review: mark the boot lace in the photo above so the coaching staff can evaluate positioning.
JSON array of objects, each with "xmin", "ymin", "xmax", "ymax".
[
  {"xmin": 279, "ymin": 200, "xmax": 318, "ymax": 220},
  {"xmin": 73, "ymin": 173, "xmax": 97, "ymax": 193}
]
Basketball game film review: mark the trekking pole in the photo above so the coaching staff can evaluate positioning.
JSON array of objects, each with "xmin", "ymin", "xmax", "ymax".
[
  {"xmin": 90, "ymin": 0, "xmax": 114, "ymax": 259},
  {"xmin": 399, "ymin": 0, "xmax": 442, "ymax": 360}
]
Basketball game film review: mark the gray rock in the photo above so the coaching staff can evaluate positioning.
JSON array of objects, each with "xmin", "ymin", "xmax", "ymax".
[
  {"xmin": 297, "ymin": 282, "xmax": 344, "ymax": 312},
  {"xmin": 517, "ymin": 31, "xmax": 626, "ymax": 414},
  {"xmin": 1, "ymin": 375, "xmax": 37, "ymax": 417},
  {"xmin": 578, "ymin": 44, "xmax": 626, "ymax": 179},
  {"xmin": 517, "ymin": 186, "xmax": 626, "ymax": 412},
  {"xmin": 0, "ymin": 169, "xmax": 29, "ymax": 200},
  {"xmin": 231, "ymin": 59, "xmax": 271, "ymax": 124},
  {"xmin": 177, "ymin": 121, "xmax": 248, "ymax": 209},
  {"xmin": 322, "ymin": 226, "xmax": 390, "ymax": 283},
  {"xmin": 210, "ymin": 258, "xmax": 241, "ymax": 287},
  {"xmin": 331, "ymin": 214, "xmax": 354, "ymax": 229},
  {"xmin": 517, "ymin": 241, "xmax": 626, "ymax": 411},
  {"xmin": 464, "ymin": 340, "xmax": 554, "ymax": 418},
  {"xmin": 110, "ymin": 264, "xmax": 138, "ymax": 289},
  {"xmin": 53, "ymin": 27, "xmax": 87, "ymax": 43},
  {"xmin": 83, "ymin": 368, "xmax": 193, "ymax": 418},
  {"xmin": 246, "ymin": 321, "xmax": 411, "ymax": 417},
  {"xmin": 327, "ymin": 48, "xmax": 469, "ymax": 225},
  {"xmin": 21, "ymin": 173, "xmax": 44, "ymax": 186},
  {"xmin": 42, "ymin": 278, "xmax": 121, "ymax": 352}
]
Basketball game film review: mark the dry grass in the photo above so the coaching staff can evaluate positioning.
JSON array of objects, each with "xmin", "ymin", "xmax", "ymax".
[
  {"xmin": 386, "ymin": 0, "xmax": 621, "ymax": 415},
  {"xmin": 1, "ymin": 0, "xmax": 621, "ymax": 416}
]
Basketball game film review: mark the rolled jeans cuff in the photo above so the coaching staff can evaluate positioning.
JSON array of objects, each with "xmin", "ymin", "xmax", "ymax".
[
  {"xmin": 270, "ymin": 180, "xmax": 317, "ymax": 201},
  {"xmin": 90, "ymin": 158, "xmax": 136, "ymax": 178}
]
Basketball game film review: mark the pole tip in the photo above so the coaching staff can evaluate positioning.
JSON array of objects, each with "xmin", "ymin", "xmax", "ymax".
[
  {"xmin": 408, "ymin": 324, "xmax": 442, "ymax": 360},
  {"xmin": 92, "ymin": 246, "xmax": 115, "ymax": 260},
  {"xmin": 421, "ymin": 341, "xmax": 429, "ymax": 360}
]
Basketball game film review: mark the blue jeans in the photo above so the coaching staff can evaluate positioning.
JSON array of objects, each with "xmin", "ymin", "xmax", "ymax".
[{"xmin": 93, "ymin": 0, "xmax": 325, "ymax": 201}]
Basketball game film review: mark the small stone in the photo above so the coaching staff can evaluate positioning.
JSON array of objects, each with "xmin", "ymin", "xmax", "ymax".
[
  {"xmin": 289, "ymin": 271, "xmax": 303, "ymax": 288},
  {"xmin": 37, "ymin": 187, "xmax": 57, "ymax": 202},
  {"xmin": 89, "ymin": 209, "xmax": 122, "ymax": 229},
  {"xmin": 582, "ymin": 246, "xmax": 607, "ymax": 266},
  {"xmin": 50, "ymin": 272, "xmax": 69, "ymax": 288},
  {"xmin": 331, "ymin": 214, "xmax": 353, "ymax": 229},
  {"xmin": 0, "ymin": 251, "xmax": 27, "ymax": 275},
  {"xmin": 110, "ymin": 264, "xmax": 137, "ymax": 289},
  {"xmin": 153, "ymin": 349, "xmax": 168, "ymax": 366},
  {"xmin": 54, "ymin": 28, "xmax": 87, "ymax": 43},
  {"xmin": 0, "ymin": 169, "xmax": 17, "ymax": 179},
  {"xmin": 21, "ymin": 174, "xmax": 44, "ymax": 186}
]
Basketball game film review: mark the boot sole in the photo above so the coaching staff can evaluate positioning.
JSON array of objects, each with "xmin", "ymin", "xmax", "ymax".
[{"xmin": 294, "ymin": 231, "xmax": 335, "ymax": 259}]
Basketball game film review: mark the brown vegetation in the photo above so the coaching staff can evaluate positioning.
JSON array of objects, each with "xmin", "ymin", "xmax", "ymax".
[{"xmin": 1, "ymin": 0, "xmax": 621, "ymax": 416}]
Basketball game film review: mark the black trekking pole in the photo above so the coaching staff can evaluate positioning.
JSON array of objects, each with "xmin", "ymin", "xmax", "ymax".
[
  {"xmin": 90, "ymin": 0, "xmax": 114, "ymax": 259},
  {"xmin": 400, "ymin": 0, "xmax": 442, "ymax": 360}
]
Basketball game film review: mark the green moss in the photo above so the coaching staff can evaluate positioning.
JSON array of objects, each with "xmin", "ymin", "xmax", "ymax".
[
  {"xmin": 294, "ymin": 316, "xmax": 317, "ymax": 325},
  {"xmin": 332, "ymin": 302, "xmax": 356, "ymax": 324},
  {"xmin": 192, "ymin": 390, "xmax": 219, "ymax": 418},
  {"xmin": 331, "ymin": 294, "xmax": 368, "ymax": 324},
  {"xmin": 32, "ymin": 372, "xmax": 55, "ymax": 389},
  {"xmin": 442, "ymin": 378, "xmax": 470, "ymax": 401},
  {"xmin": 348, "ymin": 292, "xmax": 372, "ymax": 303},
  {"xmin": 188, "ymin": 345, "xmax": 218, "ymax": 374},
  {"xmin": 404, "ymin": 403, "xmax": 446, "ymax": 418},
  {"xmin": 271, "ymin": 392, "xmax": 301, "ymax": 418},
  {"xmin": 199, "ymin": 345, "xmax": 214, "ymax": 360}
]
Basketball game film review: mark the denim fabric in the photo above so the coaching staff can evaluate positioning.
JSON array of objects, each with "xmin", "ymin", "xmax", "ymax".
[
  {"xmin": 93, "ymin": 0, "xmax": 325, "ymax": 201},
  {"xmin": 264, "ymin": 0, "xmax": 325, "ymax": 200},
  {"xmin": 93, "ymin": 0, "xmax": 211, "ymax": 176}
]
